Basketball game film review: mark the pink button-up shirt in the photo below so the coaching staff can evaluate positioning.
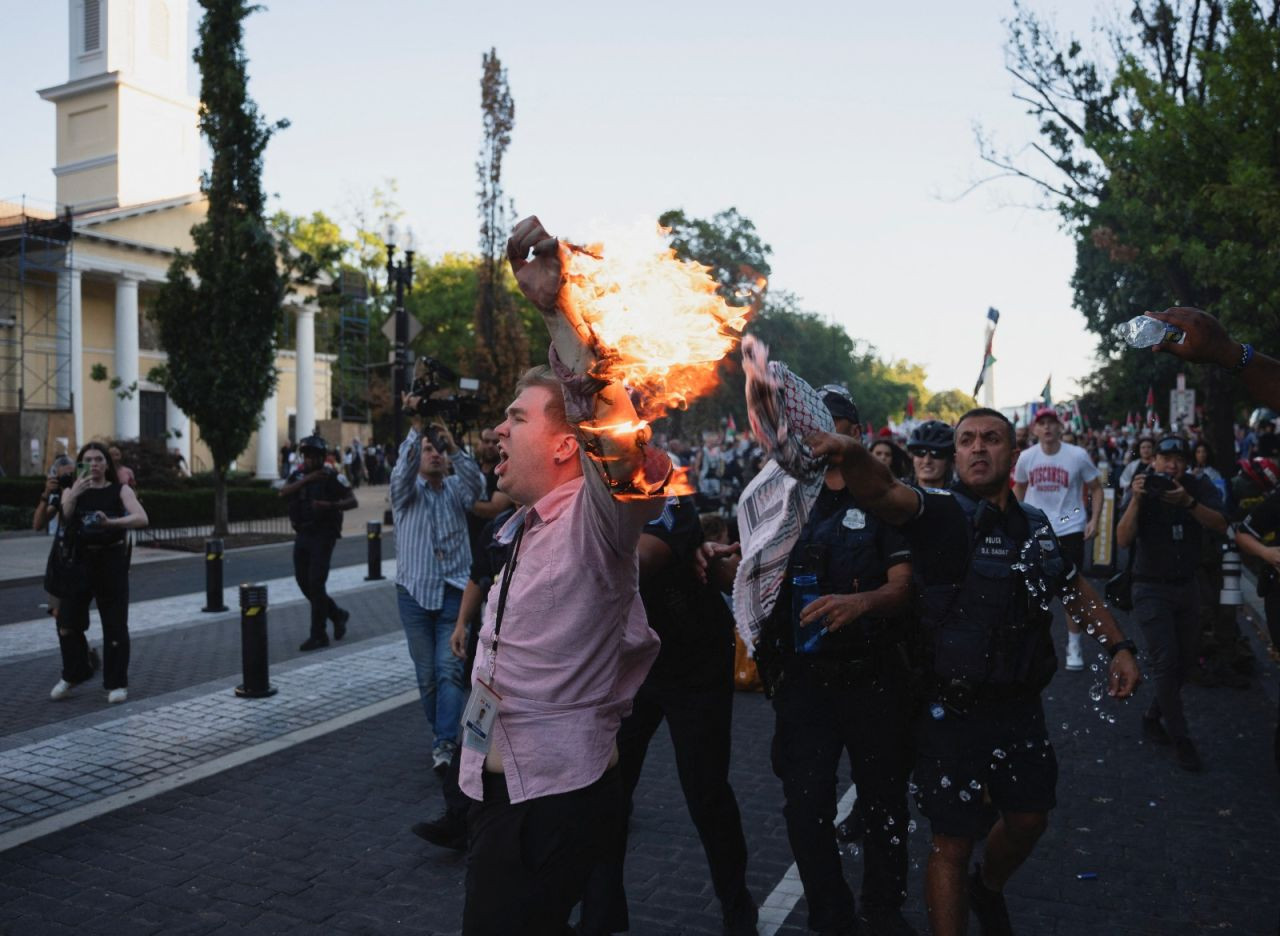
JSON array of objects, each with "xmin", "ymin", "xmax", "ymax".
[{"xmin": 459, "ymin": 462, "xmax": 663, "ymax": 803}]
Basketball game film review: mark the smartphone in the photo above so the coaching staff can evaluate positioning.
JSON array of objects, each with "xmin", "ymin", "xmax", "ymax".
[{"xmin": 76, "ymin": 462, "xmax": 90, "ymax": 479}]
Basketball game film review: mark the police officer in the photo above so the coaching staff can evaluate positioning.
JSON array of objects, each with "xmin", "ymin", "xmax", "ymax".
[
  {"xmin": 1117, "ymin": 435, "xmax": 1228, "ymax": 772},
  {"xmin": 810, "ymin": 407, "xmax": 1141, "ymax": 936},
  {"xmin": 759, "ymin": 387, "xmax": 917, "ymax": 936},
  {"xmin": 280, "ymin": 435, "xmax": 358, "ymax": 651},
  {"xmin": 906, "ymin": 420, "xmax": 955, "ymax": 488},
  {"xmin": 1233, "ymin": 480, "xmax": 1280, "ymax": 773}
]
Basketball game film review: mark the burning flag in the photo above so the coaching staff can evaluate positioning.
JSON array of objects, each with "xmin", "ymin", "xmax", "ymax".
[{"xmin": 546, "ymin": 222, "xmax": 763, "ymax": 495}]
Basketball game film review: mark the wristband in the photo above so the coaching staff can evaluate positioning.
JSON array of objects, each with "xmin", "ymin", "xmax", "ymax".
[
  {"xmin": 1107, "ymin": 639, "xmax": 1138, "ymax": 660},
  {"xmin": 1233, "ymin": 342, "xmax": 1254, "ymax": 372}
]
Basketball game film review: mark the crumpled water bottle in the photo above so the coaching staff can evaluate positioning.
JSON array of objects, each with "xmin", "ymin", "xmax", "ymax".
[
  {"xmin": 1113, "ymin": 315, "xmax": 1185, "ymax": 349},
  {"xmin": 791, "ymin": 572, "xmax": 823, "ymax": 654}
]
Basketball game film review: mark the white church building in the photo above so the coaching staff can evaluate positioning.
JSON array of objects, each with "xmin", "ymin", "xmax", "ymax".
[{"xmin": 0, "ymin": 0, "xmax": 333, "ymax": 477}]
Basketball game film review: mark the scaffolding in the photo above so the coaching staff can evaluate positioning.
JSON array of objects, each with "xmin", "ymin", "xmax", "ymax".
[
  {"xmin": 0, "ymin": 198, "xmax": 74, "ymax": 414},
  {"xmin": 333, "ymin": 269, "xmax": 370, "ymax": 423}
]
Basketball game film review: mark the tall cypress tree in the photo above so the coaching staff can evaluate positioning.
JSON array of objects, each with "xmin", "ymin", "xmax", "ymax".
[{"xmin": 152, "ymin": 0, "xmax": 288, "ymax": 534}]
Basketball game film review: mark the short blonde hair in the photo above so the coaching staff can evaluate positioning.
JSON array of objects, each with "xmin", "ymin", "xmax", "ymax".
[{"xmin": 514, "ymin": 366, "xmax": 570, "ymax": 431}]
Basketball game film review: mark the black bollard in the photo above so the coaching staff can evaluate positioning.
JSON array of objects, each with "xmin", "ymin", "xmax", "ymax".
[
  {"xmin": 235, "ymin": 583, "xmax": 277, "ymax": 698},
  {"xmin": 201, "ymin": 538, "xmax": 228, "ymax": 612},
  {"xmin": 365, "ymin": 521, "xmax": 384, "ymax": 581}
]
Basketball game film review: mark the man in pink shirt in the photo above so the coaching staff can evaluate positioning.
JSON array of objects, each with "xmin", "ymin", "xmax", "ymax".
[{"xmin": 458, "ymin": 217, "xmax": 672, "ymax": 935}]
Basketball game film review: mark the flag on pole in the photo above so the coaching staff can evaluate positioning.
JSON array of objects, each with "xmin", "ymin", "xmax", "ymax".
[
  {"xmin": 1040, "ymin": 376, "xmax": 1053, "ymax": 407},
  {"xmin": 725, "ymin": 413, "xmax": 737, "ymax": 443},
  {"xmin": 1070, "ymin": 400, "xmax": 1085, "ymax": 433},
  {"xmin": 973, "ymin": 307, "xmax": 1000, "ymax": 397},
  {"xmin": 905, "ymin": 396, "xmax": 915, "ymax": 420},
  {"xmin": 1145, "ymin": 386, "xmax": 1156, "ymax": 428}
]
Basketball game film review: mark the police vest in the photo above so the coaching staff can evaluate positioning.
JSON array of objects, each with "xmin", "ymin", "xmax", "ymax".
[{"xmin": 917, "ymin": 491, "xmax": 1065, "ymax": 692}]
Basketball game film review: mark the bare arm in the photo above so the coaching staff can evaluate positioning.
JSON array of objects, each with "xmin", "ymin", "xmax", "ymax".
[
  {"xmin": 1150, "ymin": 307, "xmax": 1280, "ymax": 411},
  {"xmin": 638, "ymin": 532, "xmax": 674, "ymax": 584},
  {"xmin": 279, "ymin": 471, "xmax": 321, "ymax": 498},
  {"xmin": 1085, "ymin": 476, "xmax": 1103, "ymax": 539},
  {"xmin": 1236, "ymin": 528, "xmax": 1280, "ymax": 571},
  {"xmin": 1116, "ymin": 472, "xmax": 1144, "ymax": 549},
  {"xmin": 450, "ymin": 578, "xmax": 486, "ymax": 660},
  {"xmin": 807, "ymin": 432, "xmax": 920, "ymax": 526},
  {"xmin": 471, "ymin": 491, "xmax": 515, "ymax": 519},
  {"xmin": 110, "ymin": 484, "xmax": 149, "ymax": 530},
  {"xmin": 1061, "ymin": 575, "xmax": 1140, "ymax": 698},
  {"xmin": 32, "ymin": 478, "xmax": 58, "ymax": 531},
  {"xmin": 1013, "ymin": 481, "xmax": 1028, "ymax": 501}
]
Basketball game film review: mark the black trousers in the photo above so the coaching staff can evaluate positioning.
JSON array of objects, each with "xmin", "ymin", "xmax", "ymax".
[
  {"xmin": 578, "ymin": 674, "xmax": 752, "ymax": 934},
  {"xmin": 292, "ymin": 532, "xmax": 341, "ymax": 640},
  {"xmin": 463, "ymin": 768, "xmax": 621, "ymax": 936},
  {"xmin": 770, "ymin": 658, "xmax": 913, "ymax": 931},
  {"xmin": 58, "ymin": 545, "xmax": 131, "ymax": 689}
]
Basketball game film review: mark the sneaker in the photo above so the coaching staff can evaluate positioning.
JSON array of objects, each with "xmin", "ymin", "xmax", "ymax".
[
  {"xmin": 299, "ymin": 635, "xmax": 330, "ymax": 652},
  {"xmin": 50, "ymin": 679, "xmax": 74, "ymax": 701},
  {"xmin": 1174, "ymin": 738, "xmax": 1203, "ymax": 773},
  {"xmin": 1064, "ymin": 642, "xmax": 1084, "ymax": 672},
  {"xmin": 1142, "ymin": 715, "xmax": 1172, "ymax": 746},
  {"xmin": 333, "ymin": 607, "xmax": 350, "ymax": 641},
  {"xmin": 411, "ymin": 809, "xmax": 468, "ymax": 851},
  {"xmin": 432, "ymin": 746, "xmax": 455, "ymax": 776},
  {"xmin": 967, "ymin": 864, "xmax": 1013, "ymax": 936},
  {"xmin": 859, "ymin": 905, "xmax": 918, "ymax": 936},
  {"xmin": 107, "ymin": 688, "xmax": 128, "ymax": 704}
]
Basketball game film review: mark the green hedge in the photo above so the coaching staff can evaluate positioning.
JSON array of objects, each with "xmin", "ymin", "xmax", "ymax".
[{"xmin": 0, "ymin": 479, "xmax": 286, "ymax": 528}]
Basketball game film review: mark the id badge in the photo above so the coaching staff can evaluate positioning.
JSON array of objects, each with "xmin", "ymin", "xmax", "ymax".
[
  {"xmin": 461, "ymin": 678, "xmax": 502, "ymax": 754},
  {"xmin": 1172, "ymin": 524, "xmax": 1184, "ymax": 542}
]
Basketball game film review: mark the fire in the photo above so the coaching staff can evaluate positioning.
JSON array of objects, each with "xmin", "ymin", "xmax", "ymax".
[{"xmin": 557, "ymin": 223, "xmax": 760, "ymax": 422}]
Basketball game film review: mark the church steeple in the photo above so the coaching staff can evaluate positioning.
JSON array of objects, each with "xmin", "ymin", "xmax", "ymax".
[{"xmin": 39, "ymin": 0, "xmax": 200, "ymax": 212}]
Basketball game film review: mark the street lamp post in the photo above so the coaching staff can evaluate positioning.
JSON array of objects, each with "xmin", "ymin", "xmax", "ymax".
[{"xmin": 385, "ymin": 224, "xmax": 415, "ymax": 447}]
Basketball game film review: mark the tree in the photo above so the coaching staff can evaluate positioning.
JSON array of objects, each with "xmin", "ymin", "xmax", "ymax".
[
  {"xmin": 473, "ymin": 48, "xmax": 528, "ymax": 411},
  {"xmin": 982, "ymin": 0, "xmax": 1280, "ymax": 466},
  {"xmin": 152, "ymin": 0, "xmax": 287, "ymax": 534},
  {"xmin": 659, "ymin": 207, "xmax": 772, "ymax": 301}
]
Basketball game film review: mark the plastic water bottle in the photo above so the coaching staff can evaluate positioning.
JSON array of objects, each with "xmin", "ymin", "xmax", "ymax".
[
  {"xmin": 791, "ymin": 572, "xmax": 822, "ymax": 653},
  {"xmin": 1114, "ymin": 315, "xmax": 1185, "ymax": 348}
]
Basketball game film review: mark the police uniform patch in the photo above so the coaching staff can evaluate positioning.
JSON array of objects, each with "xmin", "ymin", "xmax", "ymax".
[{"xmin": 842, "ymin": 508, "xmax": 866, "ymax": 530}]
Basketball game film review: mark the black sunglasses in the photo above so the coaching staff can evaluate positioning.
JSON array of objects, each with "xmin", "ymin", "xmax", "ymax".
[
  {"xmin": 1156, "ymin": 438, "xmax": 1188, "ymax": 456},
  {"xmin": 909, "ymin": 447, "xmax": 950, "ymax": 459}
]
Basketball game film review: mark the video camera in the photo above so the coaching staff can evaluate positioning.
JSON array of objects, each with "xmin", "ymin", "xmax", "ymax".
[{"xmin": 408, "ymin": 356, "xmax": 488, "ymax": 437}]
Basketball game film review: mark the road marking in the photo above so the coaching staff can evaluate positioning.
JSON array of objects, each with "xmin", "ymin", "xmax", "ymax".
[
  {"xmin": 0, "ymin": 688, "xmax": 419, "ymax": 854},
  {"xmin": 757, "ymin": 783, "xmax": 858, "ymax": 935}
]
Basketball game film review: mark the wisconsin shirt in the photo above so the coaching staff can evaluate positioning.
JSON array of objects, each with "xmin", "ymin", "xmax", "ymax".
[{"xmin": 1013, "ymin": 442, "xmax": 1099, "ymax": 536}]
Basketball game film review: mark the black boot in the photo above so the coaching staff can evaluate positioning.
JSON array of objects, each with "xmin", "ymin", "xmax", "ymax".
[
  {"xmin": 968, "ymin": 864, "xmax": 1013, "ymax": 936},
  {"xmin": 411, "ymin": 808, "xmax": 467, "ymax": 851}
]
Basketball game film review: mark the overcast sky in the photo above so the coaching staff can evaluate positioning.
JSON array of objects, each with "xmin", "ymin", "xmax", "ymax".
[{"xmin": 0, "ymin": 0, "xmax": 1124, "ymax": 408}]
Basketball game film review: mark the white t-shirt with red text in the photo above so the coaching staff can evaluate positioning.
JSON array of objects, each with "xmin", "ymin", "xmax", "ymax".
[{"xmin": 1013, "ymin": 442, "xmax": 1099, "ymax": 536}]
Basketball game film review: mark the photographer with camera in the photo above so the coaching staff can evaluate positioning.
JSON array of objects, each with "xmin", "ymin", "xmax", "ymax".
[
  {"xmin": 1117, "ymin": 435, "xmax": 1228, "ymax": 772},
  {"xmin": 52, "ymin": 442, "xmax": 149, "ymax": 704},
  {"xmin": 280, "ymin": 435, "xmax": 358, "ymax": 652},
  {"xmin": 34, "ymin": 455, "xmax": 78, "ymax": 619},
  {"xmin": 390, "ymin": 389, "xmax": 485, "ymax": 775}
]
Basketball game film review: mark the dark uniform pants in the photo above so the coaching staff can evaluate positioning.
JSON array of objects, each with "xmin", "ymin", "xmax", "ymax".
[
  {"xmin": 292, "ymin": 532, "xmax": 340, "ymax": 640},
  {"xmin": 578, "ymin": 675, "xmax": 752, "ymax": 934},
  {"xmin": 463, "ymin": 768, "xmax": 621, "ymax": 936},
  {"xmin": 770, "ymin": 659, "xmax": 912, "ymax": 931},
  {"xmin": 1133, "ymin": 580, "xmax": 1200, "ymax": 741}
]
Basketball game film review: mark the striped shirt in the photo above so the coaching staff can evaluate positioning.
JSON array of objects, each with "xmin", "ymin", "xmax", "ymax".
[{"xmin": 390, "ymin": 428, "xmax": 485, "ymax": 610}]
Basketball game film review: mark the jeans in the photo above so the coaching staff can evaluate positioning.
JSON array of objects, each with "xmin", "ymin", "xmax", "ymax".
[{"xmin": 396, "ymin": 584, "xmax": 464, "ymax": 754}]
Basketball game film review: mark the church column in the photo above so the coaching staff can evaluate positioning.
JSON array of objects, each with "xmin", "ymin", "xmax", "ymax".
[
  {"xmin": 295, "ymin": 306, "xmax": 316, "ymax": 440},
  {"xmin": 255, "ymin": 382, "xmax": 278, "ymax": 479},
  {"xmin": 113, "ymin": 274, "xmax": 141, "ymax": 439},
  {"xmin": 165, "ymin": 395, "xmax": 191, "ymax": 471},
  {"xmin": 61, "ymin": 267, "xmax": 84, "ymax": 446}
]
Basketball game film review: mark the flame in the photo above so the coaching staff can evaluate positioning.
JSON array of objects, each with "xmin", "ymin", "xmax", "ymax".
[
  {"xmin": 554, "ymin": 222, "xmax": 764, "ymax": 497},
  {"xmin": 557, "ymin": 223, "xmax": 761, "ymax": 422}
]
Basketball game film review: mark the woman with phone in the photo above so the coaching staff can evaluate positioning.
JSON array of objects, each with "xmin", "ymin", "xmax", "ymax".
[
  {"xmin": 50, "ymin": 442, "xmax": 149, "ymax": 704},
  {"xmin": 33, "ymin": 455, "xmax": 79, "ymax": 620}
]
